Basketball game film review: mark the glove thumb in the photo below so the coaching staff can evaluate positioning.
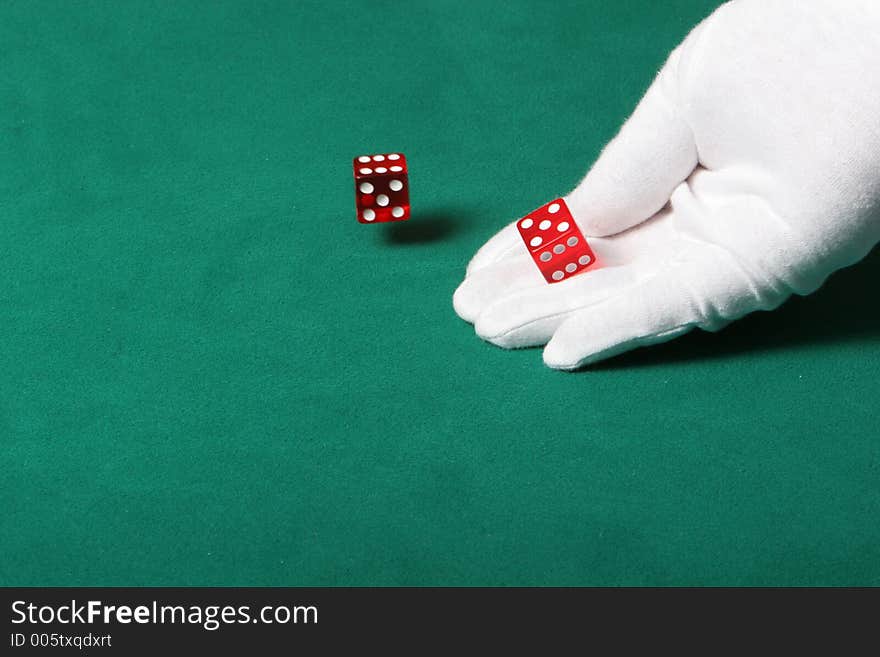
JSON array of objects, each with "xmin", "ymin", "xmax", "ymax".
[{"xmin": 566, "ymin": 45, "xmax": 698, "ymax": 237}]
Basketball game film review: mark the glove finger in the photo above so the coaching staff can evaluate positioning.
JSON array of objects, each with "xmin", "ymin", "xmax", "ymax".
[
  {"xmin": 453, "ymin": 252, "xmax": 544, "ymax": 323},
  {"xmin": 542, "ymin": 266, "xmax": 700, "ymax": 370},
  {"xmin": 464, "ymin": 221, "xmax": 522, "ymax": 277},
  {"xmin": 541, "ymin": 237, "xmax": 788, "ymax": 370},
  {"xmin": 474, "ymin": 264, "xmax": 643, "ymax": 348}
]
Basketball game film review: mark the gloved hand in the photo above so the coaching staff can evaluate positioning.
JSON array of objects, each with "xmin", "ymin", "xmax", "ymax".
[{"xmin": 453, "ymin": 0, "xmax": 880, "ymax": 370}]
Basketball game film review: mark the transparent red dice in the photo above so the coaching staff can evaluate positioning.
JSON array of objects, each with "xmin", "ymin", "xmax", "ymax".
[
  {"xmin": 353, "ymin": 153, "xmax": 410, "ymax": 223},
  {"xmin": 517, "ymin": 198, "xmax": 597, "ymax": 283}
]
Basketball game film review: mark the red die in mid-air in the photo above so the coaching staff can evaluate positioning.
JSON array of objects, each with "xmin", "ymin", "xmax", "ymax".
[
  {"xmin": 517, "ymin": 198, "xmax": 597, "ymax": 283},
  {"xmin": 353, "ymin": 153, "xmax": 409, "ymax": 223}
]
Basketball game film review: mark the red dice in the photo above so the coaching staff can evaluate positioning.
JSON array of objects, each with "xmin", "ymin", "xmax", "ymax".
[
  {"xmin": 517, "ymin": 199, "xmax": 597, "ymax": 283},
  {"xmin": 353, "ymin": 153, "xmax": 410, "ymax": 223}
]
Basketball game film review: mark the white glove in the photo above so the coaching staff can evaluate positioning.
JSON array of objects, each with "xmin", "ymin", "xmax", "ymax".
[{"xmin": 453, "ymin": 0, "xmax": 880, "ymax": 369}]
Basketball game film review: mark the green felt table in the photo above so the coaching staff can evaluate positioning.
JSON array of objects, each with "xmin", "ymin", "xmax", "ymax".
[{"xmin": 2, "ymin": 0, "xmax": 879, "ymax": 586}]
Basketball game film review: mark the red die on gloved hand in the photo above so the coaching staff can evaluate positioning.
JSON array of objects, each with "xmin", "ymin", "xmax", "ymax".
[
  {"xmin": 353, "ymin": 153, "xmax": 409, "ymax": 223},
  {"xmin": 517, "ymin": 198, "xmax": 596, "ymax": 283}
]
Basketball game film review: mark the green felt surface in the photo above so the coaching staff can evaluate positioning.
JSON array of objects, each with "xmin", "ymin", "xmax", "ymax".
[{"xmin": 2, "ymin": 0, "xmax": 879, "ymax": 586}]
